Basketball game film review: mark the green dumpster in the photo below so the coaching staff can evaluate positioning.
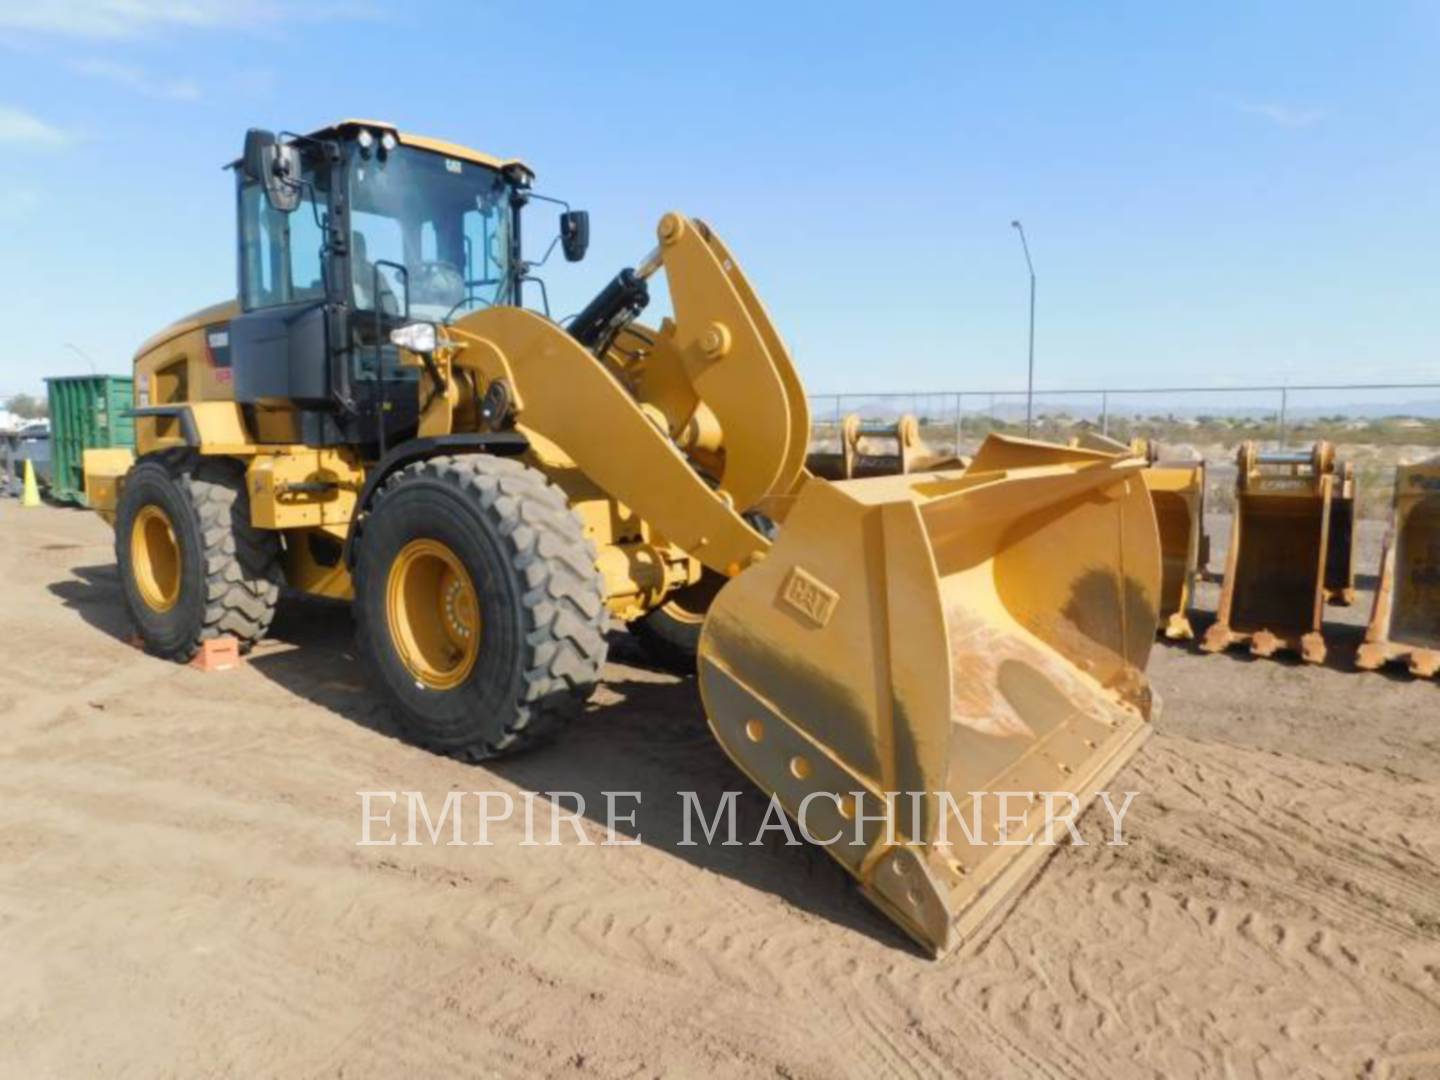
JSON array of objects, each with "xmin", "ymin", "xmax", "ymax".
[{"xmin": 44, "ymin": 375, "xmax": 135, "ymax": 505}]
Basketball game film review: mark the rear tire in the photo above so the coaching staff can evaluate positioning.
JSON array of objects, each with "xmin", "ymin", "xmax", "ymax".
[
  {"xmin": 354, "ymin": 454, "xmax": 608, "ymax": 760},
  {"xmin": 115, "ymin": 452, "xmax": 282, "ymax": 660}
]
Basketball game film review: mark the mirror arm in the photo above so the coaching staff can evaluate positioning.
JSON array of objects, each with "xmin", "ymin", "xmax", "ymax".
[
  {"xmin": 517, "ymin": 274, "xmax": 551, "ymax": 318},
  {"xmin": 523, "ymin": 191, "xmax": 572, "ymax": 212},
  {"xmin": 532, "ymin": 234, "xmax": 562, "ymax": 268}
]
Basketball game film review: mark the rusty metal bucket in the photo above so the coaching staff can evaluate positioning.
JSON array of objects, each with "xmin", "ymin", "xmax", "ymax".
[
  {"xmin": 1357, "ymin": 460, "xmax": 1440, "ymax": 678},
  {"xmin": 1200, "ymin": 442, "xmax": 1349, "ymax": 663},
  {"xmin": 697, "ymin": 435, "xmax": 1160, "ymax": 954}
]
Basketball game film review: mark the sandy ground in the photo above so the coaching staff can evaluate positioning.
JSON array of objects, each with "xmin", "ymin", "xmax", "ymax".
[{"xmin": 2, "ymin": 502, "xmax": 1439, "ymax": 1079}]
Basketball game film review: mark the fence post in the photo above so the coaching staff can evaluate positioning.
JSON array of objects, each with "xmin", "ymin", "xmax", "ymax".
[
  {"xmin": 1101, "ymin": 391, "xmax": 1109, "ymax": 437},
  {"xmin": 1278, "ymin": 387, "xmax": 1287, "ymax": 449},
  {"xmin": 954, "ymin": 393, "xmax": 963, "ymax": 453}
]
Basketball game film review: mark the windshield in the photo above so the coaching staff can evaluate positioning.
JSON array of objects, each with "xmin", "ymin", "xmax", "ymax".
[{"xmin": 346, "ymin": 144, "xmax": 514, "ymax": 323}]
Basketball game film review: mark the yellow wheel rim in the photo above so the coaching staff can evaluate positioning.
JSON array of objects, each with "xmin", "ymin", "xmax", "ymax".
[
  {"xmin": 658, "ymin": 572, "xmax": 724, "ymax": 626},
  {"xmin": 386, "ymin": 538, "xmax": 481, "ymax": 690},
  {"xmin": 131, "ymin": 504, "xmax": 182, "ymax": 613}
]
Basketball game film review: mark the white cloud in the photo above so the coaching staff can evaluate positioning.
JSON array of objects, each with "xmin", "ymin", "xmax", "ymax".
[
  {"xmin": 0, "ymin": 105, "xmax": 70, "ymax": 147},
  {"xmin": 70, "ymin": 59, "xmax": 200, "ymax": 100},
  {"xmin": 1235, "ymin": 101, "xmax": 1326, "ymax": 129},
  {"xmin": 0, "ymin": 1, "xmax": 381, "ymax": 39}
]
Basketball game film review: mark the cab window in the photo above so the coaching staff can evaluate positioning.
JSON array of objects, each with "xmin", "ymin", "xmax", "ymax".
[{"xmin": 238, "ymin": 161, "xmax": 329, "ymax": 310}]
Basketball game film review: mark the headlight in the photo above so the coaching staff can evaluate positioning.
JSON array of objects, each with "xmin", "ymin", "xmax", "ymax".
[
  {"xmin": 381, "ymin": 132, "xmax": 397, "ymax": 153},
  {"xmin": 389, "ymin": 323, "xmax": 437, "ymax": 354},
  {"xmin": 356, "ymin": 128, "xmax": 375, "ymax": 154}
]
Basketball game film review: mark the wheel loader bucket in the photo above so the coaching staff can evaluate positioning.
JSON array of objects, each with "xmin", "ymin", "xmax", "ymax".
[
  {"xmin": 697, "ymin": 435, "xmax": 1160, "ymax": 955},
  {"xmin": 1201, "ymin": 442, "xmax": 1344, "ymax": 663},
  {"xmin": 1358, "ymin": 460, "xmax": 1440, "ymax": 678}
]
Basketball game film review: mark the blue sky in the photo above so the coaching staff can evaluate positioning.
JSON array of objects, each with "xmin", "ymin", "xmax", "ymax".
[{"xmin": 0, "ymin": 1, "xmax": 1436, "ymax": 405}]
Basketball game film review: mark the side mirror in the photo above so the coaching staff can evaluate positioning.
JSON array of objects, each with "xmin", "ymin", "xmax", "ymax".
[
  {"xmin": 559, "ymin": 210, "xmax": 589, "ymax": 262},
  {"xmin": 242, "ymin": 128, "xmax": 301, "ymax": 213}
]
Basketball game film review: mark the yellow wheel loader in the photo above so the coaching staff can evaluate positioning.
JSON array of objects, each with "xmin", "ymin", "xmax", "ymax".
[{"xmin": 83, "ymin": 121, "xmax": 1162, "ymax": 954}]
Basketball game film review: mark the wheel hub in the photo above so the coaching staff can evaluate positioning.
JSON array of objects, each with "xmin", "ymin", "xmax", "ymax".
[
  {"xmin": 131, "ymin": 504, "xmax": 181, "ymax": 613},
  {"xmin": 386, "ymin": 538, "xmax": 482, "ymax": 690}
]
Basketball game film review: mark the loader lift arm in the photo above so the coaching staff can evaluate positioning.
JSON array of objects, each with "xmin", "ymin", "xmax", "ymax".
[{"xmin": 432, "ymin": 210, "xmax": 812, "ymax": 578}]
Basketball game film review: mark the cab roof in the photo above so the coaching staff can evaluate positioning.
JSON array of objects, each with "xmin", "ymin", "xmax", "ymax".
[
  {"xmin": 321, "ymin": 119, "xmax": 529, "ymax": 176},
  {"xmin": 230, "ymin": 119, "xmax": 532, "ymax": 178}
]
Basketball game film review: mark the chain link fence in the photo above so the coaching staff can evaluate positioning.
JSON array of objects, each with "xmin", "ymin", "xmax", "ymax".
[{"xmin": 809, "ymin": 383, "xmax": 1440, "ymax": 518}]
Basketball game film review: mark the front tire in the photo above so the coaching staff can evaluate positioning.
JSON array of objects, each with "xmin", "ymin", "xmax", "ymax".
[
  {"xmin": 629, "ymin": 511, "xmax": 772, "ymax": 672},
  {"xmin": 630, "ymin": 572, "xmax": 725, "ymax": 673},
  {"xmin": 354, "ymin": 454, "xmax": 608, "ymax": 760},
  {"xmin": 115, "ymin": 452, "xmax": 282, "ymax": 660}
]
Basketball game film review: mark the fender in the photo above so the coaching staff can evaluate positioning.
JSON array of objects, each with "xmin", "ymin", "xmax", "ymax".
[{"xmin": 343, "ymin": 432, "xmax": 529, "ymax": 568}]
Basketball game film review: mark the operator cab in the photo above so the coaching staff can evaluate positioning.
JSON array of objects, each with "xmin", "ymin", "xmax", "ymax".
[{"xmin": 229, "ymin": 120, "xmax": 587, "ymax": 455}]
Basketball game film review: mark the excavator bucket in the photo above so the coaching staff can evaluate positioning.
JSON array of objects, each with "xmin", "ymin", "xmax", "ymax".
[
  {"xmin": 807, "ymin": 413, "xmax": 965, "ymax": 481},
  {"xmin": 1071, "ymin": 435, "xmax": 1208, "ymax": 639},
  {"xmin": 1325, "ymin": 459, "xmax": 1358, "ymax": 605},
  {"xmin": 1357, "ymin": 460, "xmax": 1440, "ymax": 678},
  {"xmin": 697, "ymin": 435, "xmax": 1160, "ymax": 955},
  {"xmin": 1201, "ymin": 442, "xmax": 1347, "ymax": 663},
  {"xmin": 1143, "ymin": 464, "xmax": 1207, "ymax": 640}
]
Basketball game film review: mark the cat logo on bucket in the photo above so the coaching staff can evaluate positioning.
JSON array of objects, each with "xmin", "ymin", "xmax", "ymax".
[{"xmin": 780, "ymin": 566, "xmax": 839, "ymax": 628}]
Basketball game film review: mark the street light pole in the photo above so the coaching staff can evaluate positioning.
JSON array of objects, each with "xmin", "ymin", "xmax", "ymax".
[
  {"xmin": 1010, "ymin": 220, "xmax": 1036, "ymax": 437},
  {"xmin": 63, "ymin": 342, "xmax": 97, "ymax": 374}
]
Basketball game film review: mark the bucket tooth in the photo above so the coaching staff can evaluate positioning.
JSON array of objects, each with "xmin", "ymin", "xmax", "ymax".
[
  {"xmin": 1164, "ymin": 611, "xmax": 1195, "ymax": 641},
  {"xmin": 1250, "ymin": 630, "xmax": 1279, "ymax": 658},
  {"xmin": 697, "ymin": 434, "xmax": 1161, "ymax": 954},
  {"xmin": 1199, "ymin": 623, "xmax": 1233, "ymax": 654},
  {"xmin": 1355, "ymin": 641, "xmax": 1389, "ymax": 671}
]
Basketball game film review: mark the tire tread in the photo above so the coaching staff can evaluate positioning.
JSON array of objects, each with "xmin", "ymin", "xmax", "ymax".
[
  {"xmin": 123, "ymin": 451, "xmax": 281, "ymax": 661},
  {"xmin": 364, "ymin": 453, "xmax": 607, "ymax": 758}
]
